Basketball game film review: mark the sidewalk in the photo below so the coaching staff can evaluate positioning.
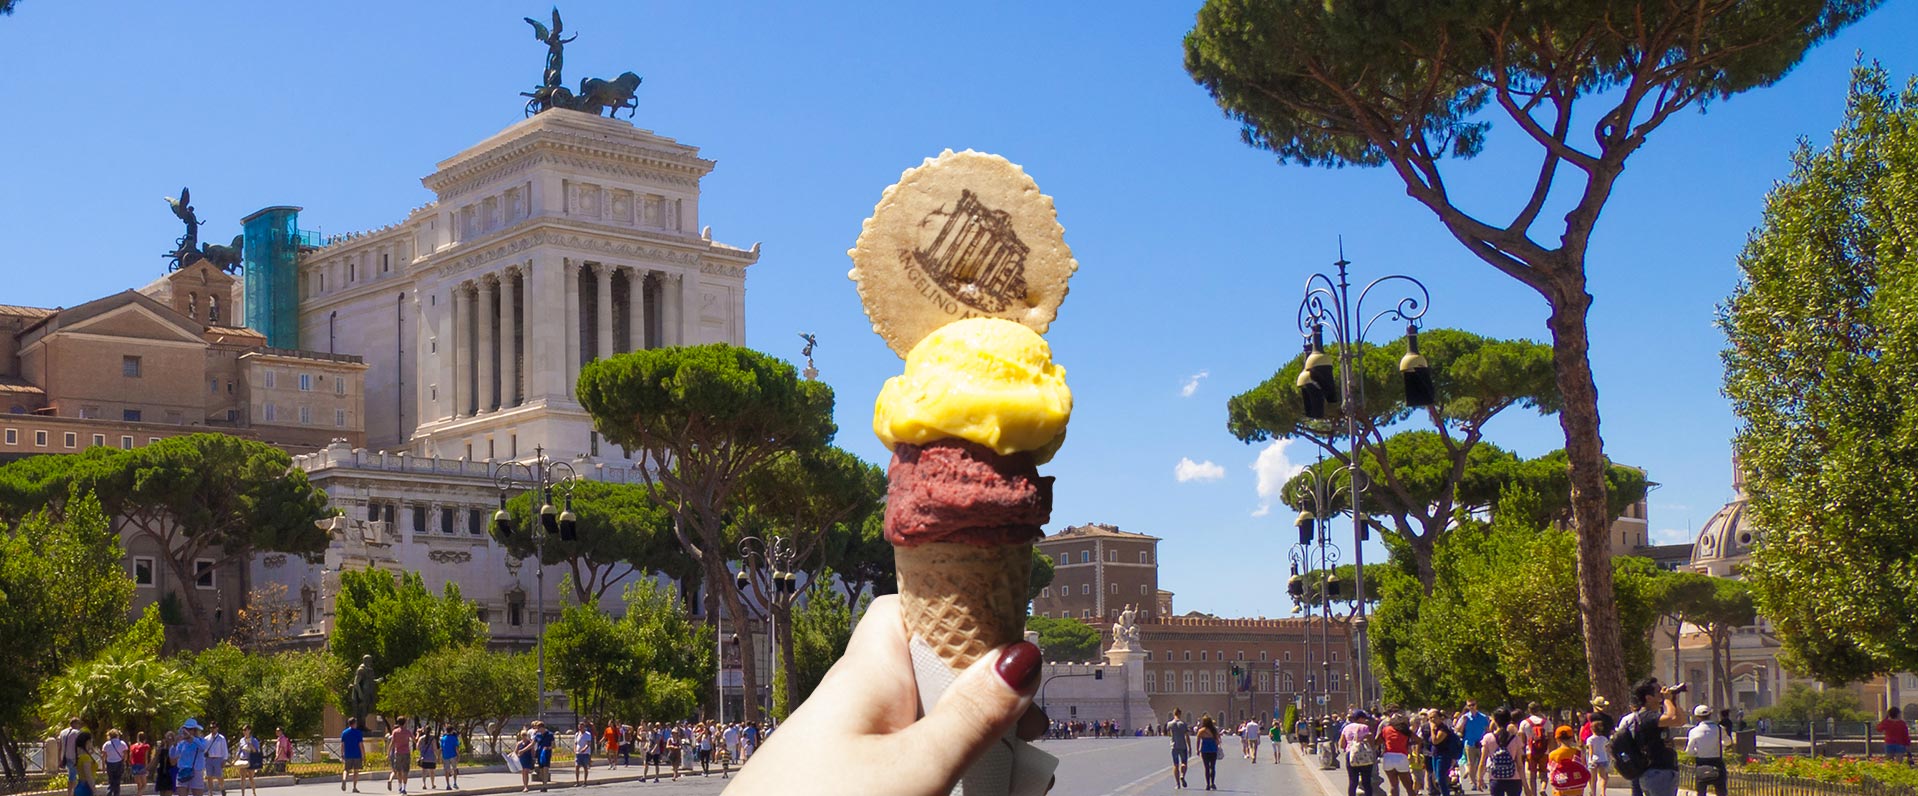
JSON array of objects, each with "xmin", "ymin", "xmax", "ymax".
[
  {"xmin": 1288, "ymin": 741, "xmax": 1637, "ymax": 796},
  {"xmin": 60, "ymin": 762, "xmax": 741, "ymax": 796}
]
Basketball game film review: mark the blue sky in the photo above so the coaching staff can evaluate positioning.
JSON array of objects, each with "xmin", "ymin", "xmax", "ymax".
[{"xmin": 3, "ymin": 2, "xmax": 1913, "ymax": 620}]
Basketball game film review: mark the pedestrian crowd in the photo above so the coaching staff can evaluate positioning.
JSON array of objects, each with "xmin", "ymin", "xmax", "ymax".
[{"xmin": 50, "ymin": 717, "xmax": 290, "ymax": 796}]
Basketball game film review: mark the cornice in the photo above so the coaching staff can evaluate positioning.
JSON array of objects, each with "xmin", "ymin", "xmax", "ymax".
[
  {"xmin": 424, "ymin": 223, "xmax": 755, "ymax": 279},
  {"xmin": 426, "ymin": 126, "xmax": 714, "ymax": 198}
]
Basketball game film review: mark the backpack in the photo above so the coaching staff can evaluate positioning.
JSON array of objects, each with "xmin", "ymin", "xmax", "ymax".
[
  {"xmin": 1609, "ymin": 713, "xmax": 1648, "ymax": 781},
  {"xmin": 1488, "ymin": 736, "xmax": 1517, "ymax": 780},
  {"xmin": 1549, "ymin": 755, "xmax": 1593, "ymax": 791},
  {"xmin": 1525, "ymin": 719, "xmax": 1550, "ymax": 759}
]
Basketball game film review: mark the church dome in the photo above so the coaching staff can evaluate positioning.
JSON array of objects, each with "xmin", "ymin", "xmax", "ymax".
[{"xmin": 1691, "ymin": 496, "xmax": 1760, "ymax": 569}]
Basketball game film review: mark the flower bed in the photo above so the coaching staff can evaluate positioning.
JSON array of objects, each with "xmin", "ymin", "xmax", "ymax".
[{"xmin": 1745, "ymin": 757, "xmax": 1918, "ymax": 793}]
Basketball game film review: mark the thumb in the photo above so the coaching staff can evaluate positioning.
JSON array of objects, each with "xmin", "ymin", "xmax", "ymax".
[{"xmin": 899, "ymin": 641, "xmax": 1043, "ymax": 777}]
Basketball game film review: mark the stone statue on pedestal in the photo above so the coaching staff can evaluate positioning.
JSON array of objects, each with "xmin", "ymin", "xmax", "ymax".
[
  {"xmin": 1110, "ymin": 603, "xmax": 1140, "ymax": 651},
  {"xmin": 164, "ymin": 187, "xmax": 203, "ymax": 270},
  {"xmin": 347, "ymin": 655, "xmax": 380, "ymax": 727}
]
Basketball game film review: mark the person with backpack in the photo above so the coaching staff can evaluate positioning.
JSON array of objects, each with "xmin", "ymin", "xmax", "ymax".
[
  {"xmin": 1429, "ymin": 710, "xmax": 1463, "ymax": 796},
  {"xmin": 1483, "ymin": 710, "xmax": 1525, "ymax": 796},
  {"xmin": 1521, "ymin": 704, "xmax": 1551, "ymax": 796},
  {"xmin": 1610, "ymin": 678, "xmax": 1687, "ymax": 796},
  {"xmin": 1378, "ymin": 713, "xmax": 1416, "ymax": 796},
  {"xmin": 1684, "ymin": 705, "xmax": 1726, "ymax": 796},
  {"xmin": 1339, "ymin": 710, "xmax": 1378, "ymax": 796},
  {"xmin": 1547, "ymin": 727, "xmax": 1593, "ymax": 796}
]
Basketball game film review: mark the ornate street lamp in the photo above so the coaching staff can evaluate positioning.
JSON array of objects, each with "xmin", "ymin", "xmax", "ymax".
[
  {"xmin": 1292, "ymin": 247, "xmax": 1434, "ymax": 710},
  {"xmin": 732, "ymin": 535, "xmax": 798, "ymax": 719},
  {"xmin": 491, "ymin": 446, "xmax": 578, "ymax": 722}
]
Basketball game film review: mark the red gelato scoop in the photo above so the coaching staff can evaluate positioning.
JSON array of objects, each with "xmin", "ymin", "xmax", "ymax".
[{"xmin": 885, "ymin": 439, "xmax": 1053, "ymax": 547}]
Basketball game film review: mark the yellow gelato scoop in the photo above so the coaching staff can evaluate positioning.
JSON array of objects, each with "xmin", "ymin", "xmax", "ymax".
[{"xmin": 874, "ymin": 317, "xmax": 1071, "ymax": 464}]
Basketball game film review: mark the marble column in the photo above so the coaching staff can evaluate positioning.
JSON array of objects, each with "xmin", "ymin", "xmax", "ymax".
[
  {"xmin": 563, "ymin": 261, "xmax": 581, "ymax": 402},
  {"xmin": 595, "ymin": 263, "xmax": 615, "ymax": 361},
  {"xmin": 451, "ymin": 283, "xmax": 468, "ymax": 419},
  {"xmin": 661, "ymin": 274, "xmax": 681, "ymax": 346},
  {"xmin": 678, "ymin": 272, "xmax": 698, "ymax": 345},
  {"xmin": 477, "ymin": 276, "xmax": 497, "ymax": 413},
  {"xmin": 499, "ymin": 267, "xmax": 519, "ymax": 409},
  {"xmin": 627, "ymin": 269, "xmax": 647, "ymax": 352}
]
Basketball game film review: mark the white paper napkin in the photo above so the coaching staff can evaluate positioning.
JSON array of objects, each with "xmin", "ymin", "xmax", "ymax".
[{"xmin": 910, "ymin": 637, "xmax": 1059, "ymax": 796}]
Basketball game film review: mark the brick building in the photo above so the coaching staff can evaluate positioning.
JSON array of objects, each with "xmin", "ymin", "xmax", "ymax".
[{"xmin": 1033, "ymin": 521, "xmax": 1357, "ymax": 726}]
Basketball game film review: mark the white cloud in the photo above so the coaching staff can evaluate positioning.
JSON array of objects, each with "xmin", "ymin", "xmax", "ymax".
[
  {"xmin": 1251, "ymin": 439, "xmax": 1307, "ymax": 517},
  {"xmin": 1651, "ymin": 527, "xmax": 1694, "ymax": 546},
  {"xmin": 1180, "ymin": 371, "xmax": 1210, "ymax": 398},
  {"xmin": 1175, "ymin": 457, "xmax": 1226, "ymax": 483}
]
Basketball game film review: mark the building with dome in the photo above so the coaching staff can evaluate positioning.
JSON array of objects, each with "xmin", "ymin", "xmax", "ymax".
[{"xmin": 1656, "ymin": 458, "xmax": 1916, "ymax": 719}]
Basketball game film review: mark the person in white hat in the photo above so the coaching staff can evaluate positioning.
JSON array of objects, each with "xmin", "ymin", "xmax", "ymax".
[{"xmin": 1684, "ymin": 705, "xmax": 1725, "ymax": 796}]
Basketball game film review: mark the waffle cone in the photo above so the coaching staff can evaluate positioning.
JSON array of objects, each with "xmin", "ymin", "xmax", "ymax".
[{"xmin": 895, "ymin": 541, "xmax": 1032, "ymax": 671}]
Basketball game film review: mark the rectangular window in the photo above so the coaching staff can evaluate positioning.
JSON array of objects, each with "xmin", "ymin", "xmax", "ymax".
[
  {"xmin": 121, "ymin": 436, "xmax": 134, "ymax": 449},
  {"xmin": 381, "ymin": 253, "xmax": 390, "ymax": 273},
  {"xmin": 1200, "ymin": 651, "xmax": 1208, "ymax": 661},
  {"xmin": 1260, "ymin": 651, "xmax": 1269, "ymax": 661},
  {"xmin": 1140, "ymin": 552, "xmax": 1149, "ymax": 564},
  {"xmin": 336, "ymin": 378, "xmax": 346, "ymax": 396},
  {"xmin": 122, "ymin": 409, "xmax": 141, "ymax": 422},
  {"xmin": 411, "ymin": 505, "xmax": 427, "ymax": 534},
  {"xmin": 299, "ymin": 406, "xmax": 312, "ymax": 425},
  {"xmin": 1080, "ymin": 609, "xmax": 1090, "ymax": 619},
  {"xmin": 488, "ymin": 438, "xmax": 496, "ymax": 459},
  {"xmin": 264, "ymin": 404, "xmax": 276, "ymax": 422},
  {"xmin": 1109, "ymin": 583, "xmax": 1118, "ymax": 594},
  {"xmin": 441, "ymin": 507, "xmax": 457, "ymax": 535},
  {"xmin": 34, "ymin": 430, "xmax": 48, "ymax": 447},
  {"xmin": 1330, "ymin": 651, "xmax": 1339, "ymax": 662},
  {"xmin": 1284, "ymin": 651, "xmax": 1292, "ymax": 662},
  {"xmin": 1041, "ymin": 587, "xmax": 1049, "ymax": 598},
  {"xmin": 194, "ymin": 559, "xmax": 216, "ymax": 589},
  {"xmin": 1080, "ymin": 584, "xmax": 1089, "ymax": 595},
  {"xmin": 1258, "ymin": 672, "xmax": 1271, "ymax": 691},
  {"xmin": 1237, "ymin": 650, "xmax": 1245, "ymax": 660},
  {"xmin": 148, "ymin": 437, "xmax": 160, "ymax": 445},
  {"xmin": 1140, "ymin": 584, "xmax": 1148, "ymax": 595},
  {"xmin": 1184, "ymin": 672, "xmax": 1194, "ymax": 692},
  {"xmin": 92, "ymin": 434, "xmax": 105, "ymax": 447},
  {"xmin": 335, "ymin": 408, "xmax": 346, "ymax": 427},
  {"xmin": 469, "ymin": 508, "xmax": 484, "ymax": 535},
  {"xmin": 122, "ymin": 356, "xmax": 142, "ymax": 377},
  {"xmin": 299, "ymin": 374, "xmax": 312, "ymax": 391},
  {"xmin": 264, "ymin": 370, "xmax": 276, "ymax": 388},
  {"xmin": 1106, "ymin": 549, "xmax": 1116, "ymax": 562},
  {"xmin": 1079, "ymin": 551, "xmax": 1089, "ymax": 563},
  {"xmin": 3, "ymin": 429, "xmax": 14, "ymax": 445},
  {"xmin": 226, "ymin": 409, "xmax": 238, "ymax": 422},
  {"xmin": 132, "ymin": 557, "xmax": 156, "ymax": 587},
  {"xmin": 63, "ymin": 432, "xmax": 75, "ymax": 449},
  {"xmin": 209, "ymin": 377, "xmax": 218, "ymax": 395},
  {"xmin": 1145, "ymin": 672, "xmax": 1156, "ymax": 691},
  {"xmin": 1199, "ymin": 672, "xmax": 1210, "ymax": 692},
  {"xmin": 1183, "ymin": 651, "xmax": 1191, "ymax": 662},
  {"xmin": 589, "ymin": 432, "xmax": 600, "ymax": 457}
]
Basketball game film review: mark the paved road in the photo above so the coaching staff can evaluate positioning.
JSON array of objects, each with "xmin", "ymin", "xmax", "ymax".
[{"xmin": 245, "ymin": 738, "xmax": 1327, "ymax": 796}]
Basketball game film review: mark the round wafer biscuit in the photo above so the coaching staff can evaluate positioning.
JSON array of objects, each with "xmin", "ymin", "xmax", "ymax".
[{"xmin": 848, "ymin": 149, "xmax": 1077, "ymax": 357}]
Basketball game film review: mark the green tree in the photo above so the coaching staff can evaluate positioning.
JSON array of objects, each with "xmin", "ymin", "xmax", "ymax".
[
  {"xmin": 1026, "ymin": 616, "xmax": 1101, "ymax": 664},
  {"xmin": 0, "ymin": 490, "xmax": 134, "ymax": 783},
  {"xmin": 1646, "ymin": 571, "xmax": 1721, "ymax": 683},
  {"xmin": 190, "ymin": 644, "xmax": 335, "ymax": 738},
  {"xmin": 378, "ymin": 647, "xmax": 535, "ymax": 756},
  {"xmin": 1752, "ymin": 683, "xmax": 1870, "ymax": 725},
  {"xmin": 577, "ymin": 344, "xmax": 835, "ymax": 722},
  {"xmin": 1666, "ymin": 579, "xmax": 1758, "ymax": 712},
  {"xmin": 1721, "ymin": 64, "xmax": 1918, "ymax": 684},
  {"xmin": 830, "ymin": 513, "xmax": 896, "ymax": 603},
  {"xmin": 616, "ymin": 579, "xmax": 714, "ymax": 721},
  {"xmin": 543, "ymin": 604, "xmax": 645, "ymax": 723},
  {"xmin": 0, "ymin": 436, "xmax": 332, "ymax": 648},
  {"xmin": 39, "ymin": 649, "xmax": 206, "ymax": 740},
  {"xmin": 773, "ymin": 580, "xmax": 864, "ymax": 719},
  {"xmin": 735, "ymin": 445, "xmax": 884, "ymax": 711},
  {"xmin": 502, "ymin": 480, "xmax": 689, "ymax": 605},
  {"xmin": 1027, "ymin": 547, "xmax": 1055, "ymax": 603},
  {"xmin": 1231, "ymin": 329, "xmax": 1558, "ymax": 591},
  {"xmin": 329, "ymin": 569, "xmax": 486, "ymax": 707},
  {"xmin": 1186, "ymin": 0, "xmax": 1880, "ymax": 706}
]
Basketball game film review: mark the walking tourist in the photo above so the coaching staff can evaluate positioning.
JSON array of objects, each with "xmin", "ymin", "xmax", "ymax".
[
  {"xmin": 103, "ymin": 729, "xmax": 128, "ymax": 796},
  {"xmin": 74, "ymin": 731, "xmax": 99, "ymax": 796},
  {"xmin": 1458, "ymin": 701, "xmax": 1491, "ymax": 791},
  {"xmin": 1880, "ymin": 707, "xmax": 1911, "ymax": 764},
  {"xmin": 273, "ymin": 730, "xmax": 292, "ymax": 777},
  {"xmin": 437, "ymin": 727, "xmax": 460, "ymax": 789},
  {"xmin": 1583, "ymin": 700, "xmax": 1614, "ymax": 796},
  {"xmin": 1166, "ymin": 710, "xmax": 1191, "ymax": 789},
  {"xmin": 643, "ymin": 725, "xmax": 663, "ymax": 781},
  {"xmin": 203, "ymin": 724, "xmax": 226, "ymax": 796},
  {"xmin": 233, "ymin": 728, "xmax": 260, "ymax": 796},
  {"xmin": 1546, "ymin": 727, "xmax": 1592, "ymax": 796},
  {"xmin": 664, "ymin": 727, "xmax": 682, "ymax": 782},
  {"xmin": 1685, "ymin": 706, "xmax": 1725, "ymax": 796},
  {"xmin": 385, "ymin": 718, "xmax": 413, "ymax": 796},
  {"xmin": 742, "ymin": 722, "xmax": 759, "ymax": 762},
  {"xmin": 513, "ymin": 729, "xmax": 534, "ymax": 793},
  {"xmin": 61, "ymin": 717, "xmax": 84, "ymax": 796},
  {"xmin": 721, "ymin": 722, "xmax": 739, "ymax": 772},
  {"xmin": 129, "ymin": 732, "xmax": 151, "ymax": 796},
  {"xmin": 572, "ymin": 722, "xmax": 592, "ymax": 785},
  {"xmin": 174, "ymin": 720, "xmax": 207, "ymax": 796},
  {"xmin": 1247, "ymin": 718, "xmax": 1263, "ymax": 763},
  {"xmin": 698, "ymin": 723, "xmax": 714, "ymax": 776},
  {"xmin": 415, "ymin": 724, "xmax": 437, "ymax": 790},
  {"xmin": 153, "ymin": 732, "xmax": 177, "ymax": 796},
  {"xmin": 532, "ymin": 721, "xmax": 554, "ymax": 789},
  {"xmin": 1195, "ymin": 715, "xmax": 1222, "ymax": 792},
  {"xmin": 1484, "ymin": 710, "xmax": 1524, "ymax": 796},
  {"xmin": 338, "ymin": 718, "xmax": 365, "ymax": 794},
  {"xmin": 1340, "ymin": 710, "xmax": 1378, "ymax": 796},
  {"xmin": 1379, "ymin": 712, "xmax": 1415, "ymax": 796},
  {"xmin": 1430, "ymin": 710, "xmax": 1463, "ymax": 796},
  {"xmin": 1521, "ymin": 705, "xmax": 1550, "ymax": 796},
  {"xmin": 1271, "ymin": 720, "xmax": 1284, "ymax": 764}
]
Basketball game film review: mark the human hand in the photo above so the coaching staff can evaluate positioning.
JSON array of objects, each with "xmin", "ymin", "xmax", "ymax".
[{"xmin": 725, "ymin": 595, "xmax": 1048, "ymax": 796}]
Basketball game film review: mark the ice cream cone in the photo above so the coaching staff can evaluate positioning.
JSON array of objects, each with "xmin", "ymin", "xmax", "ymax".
[{"xmin": 895, "ymin": 540, "xmax": 1033, "ymax": 670}]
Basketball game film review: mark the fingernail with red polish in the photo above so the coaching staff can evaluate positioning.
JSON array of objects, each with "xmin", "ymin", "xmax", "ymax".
[{"xmin": 996, "ymin": 641, "xmax": 1042, "ymax": 692}]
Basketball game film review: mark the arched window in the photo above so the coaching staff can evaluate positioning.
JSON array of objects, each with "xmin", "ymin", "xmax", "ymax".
[
  {"xmin": 187, "ymin": 292, "xmax": 199, "ymax": 320},
  {"xmin": 208, "ymin": 295, "xmax": 219, "ymax": 324}
]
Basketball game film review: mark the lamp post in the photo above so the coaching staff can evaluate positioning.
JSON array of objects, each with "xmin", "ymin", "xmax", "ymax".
[
  {"xmin": 1293, "ymin": 248, "xmax": 1434, "ymax": 711},
  {"xmin": 735, "ymin": 535, "xmax": 798, "ymax": 719},
  {"xmin": 1287, "ymin": 493, "xmax": 1341, "ymax": 760},
  {"xmin": 490, "ymin": 445, "xmax": 579, "ymax": 723}
]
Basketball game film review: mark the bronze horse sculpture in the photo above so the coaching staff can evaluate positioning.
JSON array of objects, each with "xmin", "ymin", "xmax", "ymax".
[
  {"xmin": 570, "ymin": 71, "xmax": 641, "ymax": 118},
  {"xmin": 200, "ymin": 235, "xmax": 244, "ymax": 274}
]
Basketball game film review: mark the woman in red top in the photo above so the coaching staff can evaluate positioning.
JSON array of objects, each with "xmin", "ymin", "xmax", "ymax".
[
  {"xmin": 1879, "ymin": 707, "xmax": 1911, "ymax": 764},
  {"xmin": 1379, "ymin": 715, "xmax": 1416, "ymax": 796},
  {"xmin": 128, "ymin": 734, "xmax": 152, "ymax": 796}
]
